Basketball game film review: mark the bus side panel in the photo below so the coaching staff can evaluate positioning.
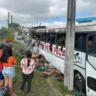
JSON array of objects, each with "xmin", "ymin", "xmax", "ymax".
[
  {"xmin": 51, "ymin": 45, "xmax": 65, "ymax": 74},
  {"xmin": 39, "ymin": 42, "xmax": 46, "ymax": 58},
  {"xmin": 74, "ymin": 51, "xmax": 86, "ymax": 78},
  {"xmin": 44, "ymin": 43, "xmax": 51, "ymax": 62},
  {"xmin": 86, "ymin": 61, "xmax": 96, "ymax": 96},
  {"xmin": 55, "ymin": 57, "xmax": 65, "ymax": 74}
]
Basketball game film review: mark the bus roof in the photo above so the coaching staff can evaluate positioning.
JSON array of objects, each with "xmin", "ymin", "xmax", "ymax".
[{"xmin": 32, "ymin": 21, "xmax": 96, "ymax": 33}]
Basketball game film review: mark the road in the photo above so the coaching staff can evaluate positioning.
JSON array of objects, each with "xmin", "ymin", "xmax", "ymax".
[{"xmin": 14, "ymin": 35, "xmax": 38, "ymax": 53}]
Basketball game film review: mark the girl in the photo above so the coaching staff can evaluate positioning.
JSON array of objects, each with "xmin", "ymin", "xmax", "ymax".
[
  {"xmin": 1, "ymin": 46, "xmax": 16, "ymax": 96},
  {"xmin": 0, "ymin": 43, "xmax": 4, "ymax": 87},
  {"xmin": 20, "ymin": 50, "xmax": 35, "ymax": 96}
]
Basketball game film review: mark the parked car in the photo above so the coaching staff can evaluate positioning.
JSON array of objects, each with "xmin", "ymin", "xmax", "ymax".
[{"xmin": 16, "ymin": 35, "xmax": 24, "ymax": 40}]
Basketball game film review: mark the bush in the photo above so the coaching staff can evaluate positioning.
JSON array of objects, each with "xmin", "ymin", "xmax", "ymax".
[{"xmin": 1, "ymin": 28, "xmax": 14, "ymax": 39}]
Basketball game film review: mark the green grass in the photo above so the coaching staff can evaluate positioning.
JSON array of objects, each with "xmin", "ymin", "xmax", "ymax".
[
  {"xmin": 52, "ymin": 77, "xmax": 86, "ymax": 96},
  {"xmin": 13, "ymin": 41, "xmax": 24, "ymax": 50},
  {"xmin": 12, "ymin": 41, "xmax": 86, "ymax": 96},
  {"xmin": 12, "ymin": 41, "xmax": 62, "ymax": 96},
  {"xmin": 52, "ymin": 78, "xmax": 74, "ymax": 95}
]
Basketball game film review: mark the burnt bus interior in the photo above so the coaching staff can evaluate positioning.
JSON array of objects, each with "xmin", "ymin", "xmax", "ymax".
[
  {"xmin": 30, "ymin": 29, "xmax": 96, "ymax": 92},
  {"xmin": 31, "ymin": 30, "xmax": 95, "ymax": 53}
]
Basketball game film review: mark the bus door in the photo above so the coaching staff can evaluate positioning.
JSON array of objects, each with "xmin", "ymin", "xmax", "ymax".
[{"xmin": 86, "ymin": 33, "xmax": 96, "ymax": 96}]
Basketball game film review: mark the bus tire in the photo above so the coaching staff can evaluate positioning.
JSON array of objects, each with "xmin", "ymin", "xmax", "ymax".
[{"xmin": 74, "ymin": 71, "xmax": 86, "ymax": 93}]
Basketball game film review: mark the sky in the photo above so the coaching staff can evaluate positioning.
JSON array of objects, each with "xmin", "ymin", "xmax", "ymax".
[{"xmin": 0, "ymin": 0, "xmax": 96, "ymax": 28}]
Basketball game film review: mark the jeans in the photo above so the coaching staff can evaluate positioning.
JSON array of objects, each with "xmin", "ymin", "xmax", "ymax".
[
  {"xmin": 2, "ymin": 66, "xmax": 15, "ymax": 78},
  {"xmin": 21, "ymin": 71, "xmax": 34, "ymax": 94}
]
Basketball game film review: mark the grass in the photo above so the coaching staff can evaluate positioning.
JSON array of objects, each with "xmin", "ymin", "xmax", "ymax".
[
  {"xmin": 13, "ymin": 41, "xmax": 24, "ymax": 50},
  {"xmin": 52, "ymin": 77, "xmax": 85, "ymax": 96},
  {"xmin": 53, "ymin": 79, "xmax": 73, "ymax": 95},
  {"xmin": 12, "ymin": 41, "xmax": 63, "ymax": 96},
  {"xmin": 12, "ymin": 41, "xmax": 86, "ymax": 96}
]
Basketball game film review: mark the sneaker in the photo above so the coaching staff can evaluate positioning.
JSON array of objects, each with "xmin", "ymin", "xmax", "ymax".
[{"xmin": 0, "ymin": 87, "xmax": 8, "ymax": 95}]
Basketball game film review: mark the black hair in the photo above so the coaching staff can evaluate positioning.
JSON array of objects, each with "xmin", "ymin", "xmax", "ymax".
[
  {"xmin": 25, "ymin": 50, "xmax": 32, "ymax": 66},
  {"xmin": 0, "ymin": 43, "xmax": 4, "ymax": 49},
  {"xmin": 1, "ymin": 46, "xmax": 13, "ymax": 63}
]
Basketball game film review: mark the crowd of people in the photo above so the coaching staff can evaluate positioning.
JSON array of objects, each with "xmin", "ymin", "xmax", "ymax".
[{"xmin": 0, "ymin": 38, "xmax": 36, "ymax": 96}]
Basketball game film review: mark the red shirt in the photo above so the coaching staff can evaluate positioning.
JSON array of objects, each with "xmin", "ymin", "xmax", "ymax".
[{"xmin": 0, "ymin": 51, "xmax": 3, "ymax": 72}]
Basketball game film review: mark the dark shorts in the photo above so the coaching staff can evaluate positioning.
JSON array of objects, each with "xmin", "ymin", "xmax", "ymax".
[{"xmin": 0, "ymin": 72, "xmax": 4, "ymax": 80}]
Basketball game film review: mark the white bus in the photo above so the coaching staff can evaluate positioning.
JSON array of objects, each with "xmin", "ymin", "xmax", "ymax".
[{"xmin": 30, "ymin": 22, "xmax": 96, "ymax": 96}]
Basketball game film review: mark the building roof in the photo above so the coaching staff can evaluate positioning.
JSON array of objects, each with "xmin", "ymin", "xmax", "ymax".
[{"xmin": 76, "ymin": 17, "xmax": 96, "ymax": 23}]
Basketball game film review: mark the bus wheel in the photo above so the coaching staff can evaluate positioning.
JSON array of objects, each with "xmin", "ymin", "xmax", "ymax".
[{"xmin": 74, "ymin": 71, "xmax": 86, "ymax": 93}]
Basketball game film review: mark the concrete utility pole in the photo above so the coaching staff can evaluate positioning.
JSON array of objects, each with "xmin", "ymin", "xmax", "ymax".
[
  {"xmin": 37, "ymin": 16, "xmax": 38, "ymax": 26},
  {"xmin": 64, "ymin": 0, "xmax": 76, "ymax": 90},
  {"xmin": 8, "ymin": 12, "xmax": 10, "ymax": 28},
  {"xmin": 11, "ymin": 15, "xmax": 13, "ymax": 28}
]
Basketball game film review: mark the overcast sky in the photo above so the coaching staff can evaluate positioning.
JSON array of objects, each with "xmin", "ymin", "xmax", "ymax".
[{"xmin": 0, "ymin": 0, "xmax": 96, "ymax": 28}]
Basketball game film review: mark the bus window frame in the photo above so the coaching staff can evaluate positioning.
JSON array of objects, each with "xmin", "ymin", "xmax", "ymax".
[{"xmin": 86, "ymin": 33, "xmax": 96, "ymax": 70}]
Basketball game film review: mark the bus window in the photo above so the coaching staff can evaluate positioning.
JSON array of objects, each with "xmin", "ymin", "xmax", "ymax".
[
  {"xmin": 60, "ymin": 33, "xmax": 65, "ymax": 51},
  {"xmin": 56, "ymin": 33, "xmax": 65, "ymax": 51},
  {"xmin": 46, "ymin": 33, "xmax": 56, "ymax": 52},
  {"xmin": 47, "ymin": 33, "xmax": 56, "ymax": 44},
  {"xmin": 75, "ymin": 33, "xmax": 86, "ymax": 52},
  {"xmin": 87, "ymin": 36, "xmax": 96, "ymax": 68},
  {"xmin": 40, "ymin": 33, "xmax": 46, "ymax": 42}
]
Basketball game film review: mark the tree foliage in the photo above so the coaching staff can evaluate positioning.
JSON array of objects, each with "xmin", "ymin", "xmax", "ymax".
[
  {"xmin": 9, "ymin": 23, "xmax": 23, "ymax": 34},
  {"xmin": 9, "ymin": 23, "xmax": 21, "ymax": 29},
  {"xmin": 1, "ymin": 28, "xmax": 14, "ymax": 39}
]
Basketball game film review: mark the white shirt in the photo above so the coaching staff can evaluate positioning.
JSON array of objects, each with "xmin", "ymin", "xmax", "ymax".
[{"xmin": 20, "ymin": 58, "xmax": 35, "ymax": 74}]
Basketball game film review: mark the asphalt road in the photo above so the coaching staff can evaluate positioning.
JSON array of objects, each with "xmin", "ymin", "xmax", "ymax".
[{"xmin": 15, "ymin": 35, "xmax": 31, "ymax": 50}]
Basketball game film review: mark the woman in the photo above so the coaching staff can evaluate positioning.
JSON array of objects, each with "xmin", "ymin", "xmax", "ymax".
[
  {"xmin": 0, "ymin": 43, "xmax": 4, "ymax": 87},
  {"xmin": 20, "ymin": 50, "xmax": 35, "ymax": 96},
  {"xmin": 1, "ymin": 46, "xmax": 16, "ymax": 96}
]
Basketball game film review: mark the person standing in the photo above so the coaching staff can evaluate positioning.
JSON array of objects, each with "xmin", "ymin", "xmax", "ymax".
[
  {"xmin": 1, "ymin": 46, "xmax": 16, "ymax": 96},
  {"xmin": 0, "ymin": 43, "xmax": 4, "ymax": 88},
  {"xmin": 20, "ymin": 50, "xmax": 35, "ymax": 96}
]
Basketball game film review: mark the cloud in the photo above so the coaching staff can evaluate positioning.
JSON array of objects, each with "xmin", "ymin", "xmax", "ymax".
[
  {"xmin": 76, "ymin": 0, "xmax": 96, "ymax": 16},
  {"xmin": 0, "ymin": 0, "xmax": 96, "ymax": 27},
  {"xmin": 0, "ymin": 0, "xmax": 66, "ymax": 25}
]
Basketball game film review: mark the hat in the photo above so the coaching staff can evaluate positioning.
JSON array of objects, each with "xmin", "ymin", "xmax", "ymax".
[{"xmin": 0, "ymin": 43, "xmax": 4, "ymax": 49}]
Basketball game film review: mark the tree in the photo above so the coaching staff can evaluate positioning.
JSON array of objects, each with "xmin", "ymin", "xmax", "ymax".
[
  {"xmin": 9, "ymin": 23, "xmax": 21, "ymax": 29},
  {"xmin": 1, "ymin": 27, "xmax": 14, "ymax": 39}
]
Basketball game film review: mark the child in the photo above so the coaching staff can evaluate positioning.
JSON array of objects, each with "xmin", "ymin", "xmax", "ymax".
[
  {"xmin": 20, "ymin": 50, "xmax": 35, "ymax": 96},
  {"xmin": 0, "ymin": 43, "xmax": 4, "ymax": 87},
  {"xmin": 1, "ymin": 46, "xmax": 16, "ymax": 96}
]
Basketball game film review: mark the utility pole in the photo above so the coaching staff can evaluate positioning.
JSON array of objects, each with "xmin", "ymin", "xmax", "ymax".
[
  {"xmin": 11, "ymin": 15, "xmax": 13, "ymax": 28},
  {"xmin": 37, "ymin": 16, "xmax": 38, "ymax": 26},
  {"xmin": 8, "ymin": 12, "xmax": 10, "ymax": 28},
  {"xmin": 64, "ymin": 0, "xmax": 76, "ymax": 90}
]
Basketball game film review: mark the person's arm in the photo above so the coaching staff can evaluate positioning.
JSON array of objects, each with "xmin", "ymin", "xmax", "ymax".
[
  {"xmin": 20, "ymin": 59, "xmax": 24, "ymax": 69},
  {"xmin": 32, "ymin": 59, "xmax": 36, "ymax": 71},
  {"xmin": 12, "ymin": 57, "xmax": 16, "ymax": 67}
]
